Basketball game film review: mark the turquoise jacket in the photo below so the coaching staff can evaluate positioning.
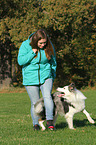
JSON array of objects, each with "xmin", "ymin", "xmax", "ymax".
[{"xmin": 17, "ymin": 33, "xmax": 57, "ymax": 85}]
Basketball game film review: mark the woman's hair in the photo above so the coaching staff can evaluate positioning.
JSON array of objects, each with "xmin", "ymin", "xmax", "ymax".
[{"xmin": 30, "ymin": 29, "xmax": 54, "ymax": 60}]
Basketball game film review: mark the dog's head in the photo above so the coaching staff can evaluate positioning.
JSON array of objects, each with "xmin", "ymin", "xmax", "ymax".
[{"xmin": 56, "ymin": 83, "xmax": 75, "ymax": 98}]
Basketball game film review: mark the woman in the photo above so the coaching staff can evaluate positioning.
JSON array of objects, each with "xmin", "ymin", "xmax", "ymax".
[{"xmin": 18, "ymin": 29, "xmax": 57, "ymax": 130}]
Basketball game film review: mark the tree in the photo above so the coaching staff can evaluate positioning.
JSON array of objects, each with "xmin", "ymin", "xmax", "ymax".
[
  {"xmin": 0, "ymin": 23, "xmax": 12, "ymax": 88},
  {"xmin": 0, "ymin": 0, "xmax": 96, "ymax": 88}
]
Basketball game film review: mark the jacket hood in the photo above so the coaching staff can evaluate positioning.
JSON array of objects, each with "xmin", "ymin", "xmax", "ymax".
[{"xmin": 28, "ymin": 32, "xmax": 35, "ymax": 39}]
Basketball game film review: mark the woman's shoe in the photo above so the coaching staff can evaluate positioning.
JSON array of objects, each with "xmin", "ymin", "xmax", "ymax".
[
  {"xmin": 46, "ymin": 120, "xmax": 55, "ymax": 130},
  {"xmin": 33, "ymin": 124, "xmax": 40, "ymax": 131}
]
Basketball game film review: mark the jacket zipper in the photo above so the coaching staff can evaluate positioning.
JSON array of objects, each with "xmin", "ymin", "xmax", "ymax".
[{"xmin": 38, "ymin": 50, "xmax": 41, "ymax": 84}]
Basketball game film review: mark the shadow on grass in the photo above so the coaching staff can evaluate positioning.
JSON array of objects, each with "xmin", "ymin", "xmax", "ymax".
[{"xmin": 55, "ymin": 119, "xmax": 96, "ymax": 130}]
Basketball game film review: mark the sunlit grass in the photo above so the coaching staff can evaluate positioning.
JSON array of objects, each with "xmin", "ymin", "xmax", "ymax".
[{"xmin": 0, "ymin": 90, "xmax": 96, "ymax": 145}]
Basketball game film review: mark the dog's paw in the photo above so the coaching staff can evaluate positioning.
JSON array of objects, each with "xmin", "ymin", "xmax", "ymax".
[
  {"xmin": 90, "ymin": 119, "xmax": 95, "ymax": 124},
  {"xmin": 69, "ymin": 127, "xmax": 75, "ymax": 130},
  {"xmin": 88, "ymin": 118, "xmax": 95, "ymax": 124},
  {"xmin": 41, "ymin": 128, "xmax": 46, "ymax": 131}
]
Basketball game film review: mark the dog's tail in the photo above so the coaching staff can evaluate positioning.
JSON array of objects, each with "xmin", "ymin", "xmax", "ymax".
[
  {"xmin": 34, "ymin": 98, "xmax": 45, "ymax": 117},
  {"xmin": 34, "ymin": 102, "xmax": 43, "ymax": 114}
]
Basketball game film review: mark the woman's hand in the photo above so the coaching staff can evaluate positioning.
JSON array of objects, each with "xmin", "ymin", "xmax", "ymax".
[{"xmin": 32, "ymin": 49, "xmax": 38, "ymax": 54}]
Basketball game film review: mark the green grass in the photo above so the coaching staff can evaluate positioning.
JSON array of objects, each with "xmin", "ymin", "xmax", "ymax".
[{"xmin": 0, "ymin": 90, "xmax": 96, "ymax": 145}]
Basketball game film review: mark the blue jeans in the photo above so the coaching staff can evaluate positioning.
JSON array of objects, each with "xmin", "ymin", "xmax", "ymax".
[{"xmin": 25, "ymin": 79, "xmax": 54, "ymax": 126}]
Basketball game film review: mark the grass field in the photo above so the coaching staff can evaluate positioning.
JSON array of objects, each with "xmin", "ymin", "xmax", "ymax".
[{"xmin": 0, "ymin": 89, "xmax": 96, "ymax": 145}]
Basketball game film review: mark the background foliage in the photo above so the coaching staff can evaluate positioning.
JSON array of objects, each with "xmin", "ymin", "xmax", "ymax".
[{"xmin": 0, "ymin": 0, "xmax": 96, "ymax": 88}]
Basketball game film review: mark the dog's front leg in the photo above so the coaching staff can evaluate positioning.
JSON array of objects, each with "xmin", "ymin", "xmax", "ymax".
[
  {"xmin": 83, "ymin": 109, "xmax": 95, "ymax": 124},
  {"xmin": 39, "ymin": 120, "xmax": 46, "ymax": 131},
  {"xmin": 65, "ymin": 114, "xmax": 74, "ymax": 129}
]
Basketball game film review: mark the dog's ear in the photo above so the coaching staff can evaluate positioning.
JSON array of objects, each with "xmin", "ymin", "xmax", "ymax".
[
  {"xmin": 68, "ymin": 82, "xmax": 75, "ymax": 92},
  {"xmin": 70, "ymin": 82, "xmax": 75, "ymax": 87}
]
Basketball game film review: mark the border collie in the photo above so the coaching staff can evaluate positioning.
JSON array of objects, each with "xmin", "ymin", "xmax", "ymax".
[{"xmin": 34, "ymin": 83, "xmax": 95, "ymax": 130}]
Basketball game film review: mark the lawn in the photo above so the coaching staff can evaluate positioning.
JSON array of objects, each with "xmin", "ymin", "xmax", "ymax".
[{"xmin": 0, "ymin": 89, "xmax": 96, "ymax": 145}]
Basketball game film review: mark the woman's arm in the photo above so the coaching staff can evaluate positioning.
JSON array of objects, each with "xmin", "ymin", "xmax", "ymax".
[{"xmin": 17, "ymin": 41, "xmax": 36, "ymax": 66}]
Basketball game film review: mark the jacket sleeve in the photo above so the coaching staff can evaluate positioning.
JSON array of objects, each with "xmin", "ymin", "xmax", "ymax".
[
  {"xmin": 50, "ymin": 44, "xmax": 57, "ymax": 80},
  {"xmin": 17, "ymin": 41, "xmax": 36, "ymax": 66}
]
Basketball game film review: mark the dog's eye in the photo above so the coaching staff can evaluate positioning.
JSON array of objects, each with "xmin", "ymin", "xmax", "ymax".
[{"xmin": 63, "ymin": 87, "xmax": 65, "ymax": 89}]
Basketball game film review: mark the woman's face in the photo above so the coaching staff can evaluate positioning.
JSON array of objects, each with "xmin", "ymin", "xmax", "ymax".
[{"xmin": 37, "ymin": 39, "xmax": 47, "ymax": 49}]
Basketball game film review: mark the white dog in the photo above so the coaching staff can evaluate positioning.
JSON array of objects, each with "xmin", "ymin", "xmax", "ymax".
[
  {"xmin": 34, "ymin": 83, "xmax": 95, "ymax": 130},
  {"xmin": 57, "ymin": 83, "xmax": 95, "ymax": 129}
]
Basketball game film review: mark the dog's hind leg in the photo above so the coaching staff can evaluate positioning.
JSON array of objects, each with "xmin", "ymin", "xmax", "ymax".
[
  {"xmin": 39, "ymin": 120, "xmax": 46, "ymax": 131},
  {"xmin": 53, "ymin": 111, "xmax": 58, "ymax": 126},
  {"xmin": 83, "ymin": 109, "xmax": 95, "ymax": 124}
]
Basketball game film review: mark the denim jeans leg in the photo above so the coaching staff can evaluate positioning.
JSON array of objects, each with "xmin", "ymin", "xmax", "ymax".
[
  {"xmin": 40, "ymin": 79, "xmax": 54, "ymax": 121},
  {"xmin": 25, "ymin": 85, "xmax": 40, "ymax": 126}
]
